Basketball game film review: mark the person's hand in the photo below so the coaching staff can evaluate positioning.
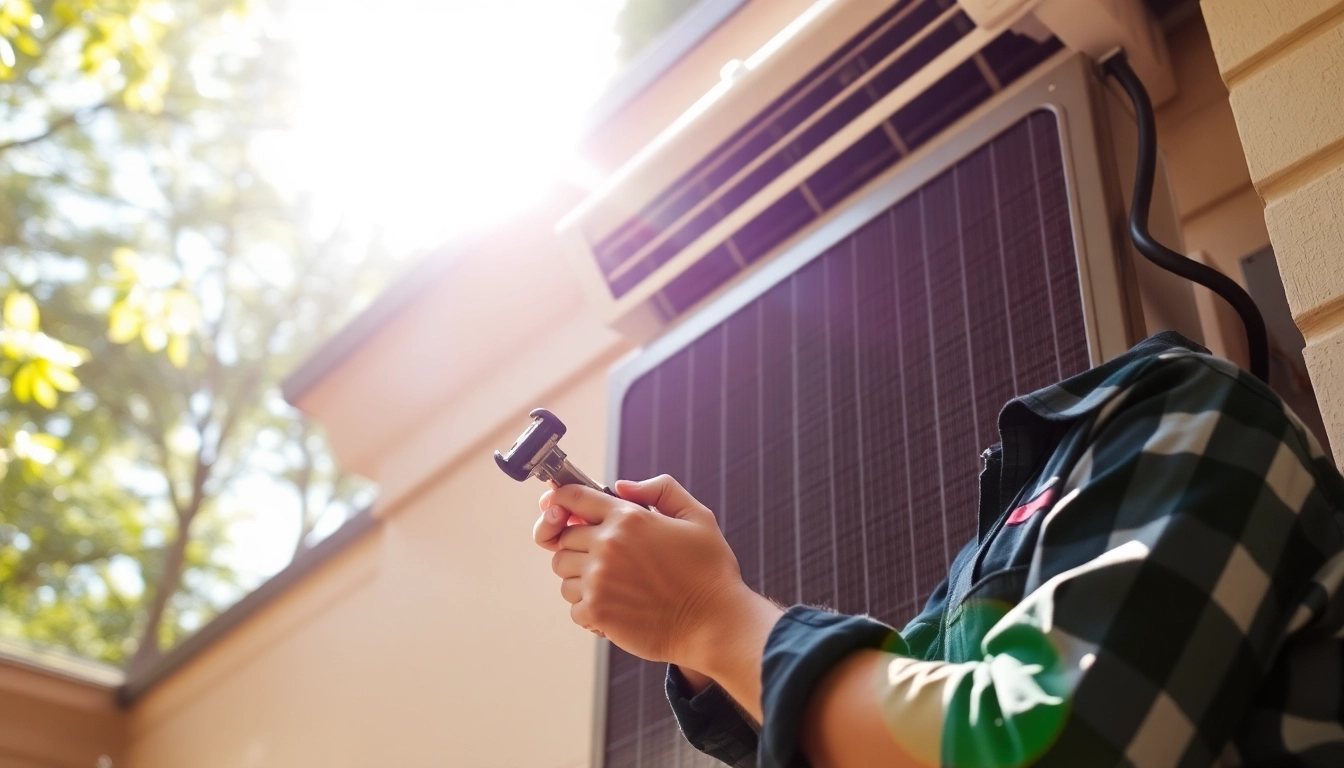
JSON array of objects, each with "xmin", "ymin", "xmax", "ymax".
[{"xmin": 531, "ymin": 475, "xmax": 751, "ymax": 668}]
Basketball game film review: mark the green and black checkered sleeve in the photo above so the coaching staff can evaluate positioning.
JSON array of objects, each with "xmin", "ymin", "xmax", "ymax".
[
  {"xmin": 1016, "ymin": 354, "xmax": 1344, "ymax": 766},
  {"xmin": 845, "ymin": 354, "xmax": 1344, "ymax": 767}
]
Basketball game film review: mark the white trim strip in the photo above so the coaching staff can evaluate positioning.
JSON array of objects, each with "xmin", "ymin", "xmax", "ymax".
[{"xmin": 608, "ymin": 26, "xmax": 999, "ymax": 313}]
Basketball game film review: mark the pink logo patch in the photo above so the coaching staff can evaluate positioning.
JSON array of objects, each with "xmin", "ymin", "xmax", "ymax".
[{"xmin": 1007, "ymin": 485, "xmax": 1056, "ymax": 526}]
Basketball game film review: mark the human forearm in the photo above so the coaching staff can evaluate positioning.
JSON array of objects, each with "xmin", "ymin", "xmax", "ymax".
[
  {"xmin": 682, "ymin": 591, "xmax": 925, "ymax": 767},
  {"xmin": 533, "ymin": 479, "xmax": 1042, "ymax": 767},
  {"xmin": 682, "ymin": 583, "xmax": 783, "ymax": 723},
  {"xmin": 801, "ymin": 650, "xmax": 927, "ymax": 766},
  {"xmin": 531, "ymin": 479, "xmax": 960, "ymax": 764}
]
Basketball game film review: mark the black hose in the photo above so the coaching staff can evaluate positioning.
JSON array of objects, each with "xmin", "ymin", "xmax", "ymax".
[{"xmin": 1101, "ymin": 51, "xmax": 1270, "ymax": 383}]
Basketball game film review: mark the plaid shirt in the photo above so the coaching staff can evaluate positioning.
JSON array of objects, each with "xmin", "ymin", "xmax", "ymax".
[{"xmin": 666, "ymin": 332, "xmax": 1344, "ymax": 767}]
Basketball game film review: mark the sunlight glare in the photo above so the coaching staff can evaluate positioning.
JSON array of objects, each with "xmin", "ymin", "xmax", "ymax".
[{"xmin": 273, "ymin": 0, "xmax": 625, "ymax": 254}]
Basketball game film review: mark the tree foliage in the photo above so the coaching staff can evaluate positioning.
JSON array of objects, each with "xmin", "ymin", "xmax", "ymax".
[{"xmin": 0, "ymin": 0, "xmax": 385, "ymax": 667}]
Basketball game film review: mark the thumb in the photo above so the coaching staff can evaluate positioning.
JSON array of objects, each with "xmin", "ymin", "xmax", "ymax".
[{"xmin": 615, "ymin": 475, "xmax": 709, "ymax": 522}]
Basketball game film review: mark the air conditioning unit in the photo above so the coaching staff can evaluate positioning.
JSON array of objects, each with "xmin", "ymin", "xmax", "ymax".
[
  {"xmin": 579, "ymin": 3, "xmax": 1204, "ymax": 766},
  {"xmin": 556, "ymin": 0, "xmax": 1185, "ymax": 347}
]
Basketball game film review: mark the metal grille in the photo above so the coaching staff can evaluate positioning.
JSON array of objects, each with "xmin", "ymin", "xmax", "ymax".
[
  {"xmin": 593, "ymin": 0, "xmax": 1062, "ymax": 310},
  {"xmin": 604, "ymin": 111, "xmax": 1091, "ymax": 767}
]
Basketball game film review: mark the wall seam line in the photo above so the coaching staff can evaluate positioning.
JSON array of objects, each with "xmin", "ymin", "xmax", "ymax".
[
  {"xmin": 1296, "ymin": 295, "xmax": 1344, "ymax": 343},
  {"xmin": 1256, "ymin": 134, "xmax": 1344, "ymax": 203},
  {"xmin": 1220, "ymin": 3, "xmax": 1344, "ymax": 88}
]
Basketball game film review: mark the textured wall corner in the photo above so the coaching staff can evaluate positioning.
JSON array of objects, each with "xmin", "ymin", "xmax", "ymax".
[
  {"xmin": 1224, "ymin": 18, "xmax": 1344, "ymax": 193},
  {"xmin": 1264, "ymin": 161, "xmax": 1344, "ymax": 336},
  {"xmin": 1203, "ymin": 0, "xmax": 1344, "ymax": 463},
  {"xmin": 1303, "ymin": 323, "xmax": 1344, "ymax": 468},
  {"xmin": 1202, "ymin": 0, "xmax": 1344, "ymax": 80}
]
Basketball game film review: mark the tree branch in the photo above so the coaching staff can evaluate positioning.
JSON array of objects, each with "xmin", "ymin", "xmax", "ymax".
[
  {"xmin": 291, "ymin": 421, "xmax": 316, "ymax": 559},
  {"xmin": 0, "ymin": 99, "xmax": 116, "ymax": 155}
]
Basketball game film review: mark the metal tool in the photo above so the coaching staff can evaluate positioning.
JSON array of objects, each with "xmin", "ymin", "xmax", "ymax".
[{"xmin": 494, "ymin": 408, "xmax": 612, "ymax": 494}]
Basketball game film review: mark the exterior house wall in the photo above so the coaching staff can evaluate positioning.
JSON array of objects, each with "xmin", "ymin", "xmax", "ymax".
[
  {"xmin": 125, "ymin": 362, "xmax": 614, "ymax": 768},
  {"xmin": 115, "ymin": 6, "xmax": 1291, "ymax": 768},
  {"xmin": 1157, "ymin": 12, "xmax": 1271, "ymax": 363},
  {"xmin": 1201, "ymin": 0, "xmax": 1344, "ymax": 465},
  {"xmin": 0, "ymin": 648, "xmax": 125, "ymax": 768},
  {"xmin": 1158, "ymin": 13, "xmax": 1269, "ymax": 278}
]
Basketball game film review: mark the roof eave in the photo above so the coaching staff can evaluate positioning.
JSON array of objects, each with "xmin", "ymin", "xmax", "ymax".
[{"xmin": 117, "ymin": 507, "xmax": 380, "ymax": 706}]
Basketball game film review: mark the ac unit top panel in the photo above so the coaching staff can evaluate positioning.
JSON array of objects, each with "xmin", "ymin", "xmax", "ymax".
[{"xmin": 557, "ymin": 0, "xmax": 1063, "ymax": 338}]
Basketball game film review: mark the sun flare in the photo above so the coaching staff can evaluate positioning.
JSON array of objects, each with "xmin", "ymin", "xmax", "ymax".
[{"xmin": 263, "ymin": 0, "xmax": 624, "ymax": 254}]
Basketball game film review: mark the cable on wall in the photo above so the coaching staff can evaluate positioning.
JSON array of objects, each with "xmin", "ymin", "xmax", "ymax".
[{"xmin": 1101, "ymin": 50, "xmax": 1270, "ymax": 383}]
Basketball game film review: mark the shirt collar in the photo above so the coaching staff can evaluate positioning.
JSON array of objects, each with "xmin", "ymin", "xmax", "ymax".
[
  {"xmin": 1009, "ymin": 331, "xmax": 1209, "ymax": 423},
  {"xmin": 988, "ymin": 332, "xmax": 1209, "ymax": 514}
]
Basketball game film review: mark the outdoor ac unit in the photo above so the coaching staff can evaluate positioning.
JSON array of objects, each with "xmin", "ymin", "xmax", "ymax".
[
  {"xmin": 556, "ymin": 0, "xmax": 1186, "ymax": 346},
  {"xmin": 578, "ymin": 3, "xmax": 1207, "ymax": 764},
  {"xmin": 589, "ymin": 41, "xmax": 1205, "ymax": 768}
]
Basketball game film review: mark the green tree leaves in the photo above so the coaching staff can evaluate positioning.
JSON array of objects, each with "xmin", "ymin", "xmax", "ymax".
[
  {"xmin": 107, "ymin": 249, "xmax": 200, "ymax": 368},
  {"xmin": 0, "ymin": 0, "xmax": 41, "ymax": 80},
  {"xmin": 1, "ymin": 291, "xmax": 87, "ymax": 409},
  {"xmin": 1, "ymin": 0, "xmax": 385, "ymax": 667},
  {"xmin": 0, "ymin": 0, "xmax": 173, "ymax": 112}
]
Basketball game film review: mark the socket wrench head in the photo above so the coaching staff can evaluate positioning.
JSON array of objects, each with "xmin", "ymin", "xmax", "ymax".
[{"xmin": 494, "ymin": 408, "xmax": 567, "ymax": 482}]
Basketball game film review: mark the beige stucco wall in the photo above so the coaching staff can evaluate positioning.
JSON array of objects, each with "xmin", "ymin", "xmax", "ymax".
[
  {"xmin": 124, "ymin": 169, "xmax": 631, "ymax": 764},
  {"xmin": 125, "ymin": 359, "xmax": 615, "ymax": 768},
  {"xmin": 1201, "ymin": 0, "xmax": 1344, "ymax": 464},
  {"xmin": 1155, "ymin": 12, "xmax": 1272, "ymax": 364},
  {"xmin": 0, "ymin": 652, "xmax": 124, "ymax": 768},
  {"xmin": 1158, "ymin": 13, "xmax": 1269, "ymax": 275}
]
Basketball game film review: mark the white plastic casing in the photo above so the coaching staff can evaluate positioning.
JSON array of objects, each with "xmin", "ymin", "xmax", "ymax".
[{"xmin": 958, "ymin": 0, "xmax": 1176, "ymax": 102}]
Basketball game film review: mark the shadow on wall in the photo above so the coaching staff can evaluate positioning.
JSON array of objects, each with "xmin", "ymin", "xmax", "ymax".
[{"xmin": 1242, "ymin": 246, "xmax": 1333, "ymax": 460}]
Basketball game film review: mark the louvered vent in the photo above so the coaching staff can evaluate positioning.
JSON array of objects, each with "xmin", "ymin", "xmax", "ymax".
[
  {"xmin": 601, "ymin": 111, "xmax": 1091, "ymax": 767},
  {"xmin": 595, "ymin": 1, "xmax": 1059, "ymax": 305},
  {"xmin": 560, "ymin": 0, "xmax": 1068, "ymax": 340}
]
